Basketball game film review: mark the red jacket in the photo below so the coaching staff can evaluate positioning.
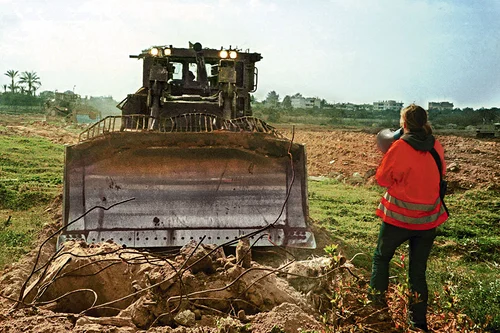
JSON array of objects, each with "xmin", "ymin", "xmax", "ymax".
[{"xmin": 375, "ymin": 138, "xmax": 448, "ymax": 230}]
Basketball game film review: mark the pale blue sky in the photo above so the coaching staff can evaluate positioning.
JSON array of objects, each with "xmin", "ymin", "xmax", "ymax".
[{"xmin": 1, "ymin": 0, "xmax": 499, "ymax": 108}]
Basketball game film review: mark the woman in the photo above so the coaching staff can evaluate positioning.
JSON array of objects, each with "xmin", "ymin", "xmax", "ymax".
[{"xmin": 370, "ymin": 104, "xmax": 448, "ymax": 332}]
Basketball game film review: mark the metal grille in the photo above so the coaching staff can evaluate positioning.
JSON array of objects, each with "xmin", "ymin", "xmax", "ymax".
[{"xmin": 79, "ymin": 114, "xmax": 282, "ymax": 142}]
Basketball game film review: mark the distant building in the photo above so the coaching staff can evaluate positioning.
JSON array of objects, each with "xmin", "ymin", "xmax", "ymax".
[
  {"xmin": 334, "ymin": 103, "xmax": 355, "ymax": 111},
  {"xmin": 357, "ymin": 104, "xmax": 374, "ymax": 111},
  {"xmin": 428, "ymin": 101, "xmax": 454, "ymax": 111},
  {"xmin": 373, "ymin": 100, "xmax": 404, "ymax": 111},
  {"xmin": 291, "ymin": 97, "xmax": 321, "ymax": 109}
]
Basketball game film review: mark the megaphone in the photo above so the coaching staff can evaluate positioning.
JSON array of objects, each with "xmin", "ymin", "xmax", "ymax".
[{"xmin": 376, "ymin": 128, "xmax": 403, "ymax": 153}]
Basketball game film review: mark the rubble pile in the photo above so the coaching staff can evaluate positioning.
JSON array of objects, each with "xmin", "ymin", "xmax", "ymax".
[
  {"xmin": 0, "ymin": 235, "xmax": 482, "ymax": 332},
  {"xmin": 1, "ymin": 240, "xmax": 336, "ymax": 332}
]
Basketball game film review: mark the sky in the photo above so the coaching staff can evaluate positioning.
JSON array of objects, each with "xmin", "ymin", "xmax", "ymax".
[{"xmin": 1, "ymin": 0, "xmax": 499, "ymax": 109}]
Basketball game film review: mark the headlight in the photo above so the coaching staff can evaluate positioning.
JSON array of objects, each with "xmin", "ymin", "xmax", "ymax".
[
  {"xmin": 163, "ymin": 48, "xmax": 172, "ymax": 56},
  {"xmin": 150, "ymin": 47, "xmax": 159, "ymax": 56},
  {"xmin": 219, "ymin": 50, "xmax": 228, "ymax": 59},
  {"xmin": 229, "ymin": 51, "xmax": 238, "ymax": 59}
]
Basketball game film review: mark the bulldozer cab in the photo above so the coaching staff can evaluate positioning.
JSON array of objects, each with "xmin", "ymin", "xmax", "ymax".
[
  {"xmin": 58, "ymin": 42, "xmax": 316, "ymax": 250},
  {"xmin": 118, "ymin": 42, "xmax": 260, "ymax": 120},
  {"xmin": 168, "ymin": 61, "xmax": 214, "ymax": 95}
]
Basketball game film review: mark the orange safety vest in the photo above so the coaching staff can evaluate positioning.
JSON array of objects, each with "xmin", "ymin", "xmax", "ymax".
[{"xmin": 375, "ymin": 139, "xmax": 448, "ymax": 230}]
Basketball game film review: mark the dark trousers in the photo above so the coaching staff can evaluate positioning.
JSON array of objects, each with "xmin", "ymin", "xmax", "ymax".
[{"xmin": 370, "ymin": 222, "xmax": 436, "ymax": 325}]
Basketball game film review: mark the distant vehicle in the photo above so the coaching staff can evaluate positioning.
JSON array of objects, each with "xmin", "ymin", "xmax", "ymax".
[
  {"xmin": 476, "ymin": 123, "xmax": 500, "ymax": 138},
  {"xmin": 44, "ymin": 91, "xmax": 101, "ymax": 123}
]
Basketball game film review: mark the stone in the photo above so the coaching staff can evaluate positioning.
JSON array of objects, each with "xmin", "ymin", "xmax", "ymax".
[
  {"xmin": 235, "ymin": 238, "xmax": 252, "ymax": 268},
  {"xmin": 174, "ymin": 309, "xmax": 196, "ymax": 327}
]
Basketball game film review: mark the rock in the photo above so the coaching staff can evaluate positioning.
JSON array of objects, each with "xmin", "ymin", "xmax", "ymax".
[
  {"xmin": 193, "ymin": 309, "xmax": 202, "ymax": 320},
  {"xmin": 226, "ymin": 264, "xmax": 244, "ymax": 280},
  {"xmin": 347, "ymin": 172, "xmax": 364, "ymax": 185},
  {"xmin": 174, "ymin": 309, "xmax": 196, "ymax": 327},
  {"xmin": 238, "ymin": 309, "xmax": 248, "ymax": 322},
  {"xmin": 447, "ymin": 162, "xmax": 459, "ymax": 172},
  {"xmin": 364, "ymin": 168, "xmax": 376, "ymax": 178},
  {"xmin": 129, "ymin": 298, "xmax": 155, "ymax": 329},
  {"xmin": 309, "ymin": 176, "xmax": 331, "ymax": 182},
  {"xmin": 284, "ymin": 257, "xmax": 333, "ymax": 293},
  {"xmin": 75, "ymin": 316, "xmax": 136, "ymax": 328},
  {"xmin": 21, "ymin": 241, "xmax": 153, "ymax": 317},
  {"xmin": 215, "ymin": 317, "xmax": 245, "ymax": 333},
  {"xmin": 179, "ymin": 241, "xmax": 226, "ymax": 274},
  {"xmin": 235, "ymin": 238, "xmax": 252, "ymax": 268}
]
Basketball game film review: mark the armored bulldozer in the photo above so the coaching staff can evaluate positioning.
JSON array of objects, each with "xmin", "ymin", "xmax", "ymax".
[
  {"xmin": 59, "ymin": 42, "xmax": 315, "ymax": 249},
  {"xmin": 44, "ymin": 91, "xmax": 101, "ymax": 123},
  {"xmin": 476, "ymin": 123, "xmax": 500, "ymax": 138}
]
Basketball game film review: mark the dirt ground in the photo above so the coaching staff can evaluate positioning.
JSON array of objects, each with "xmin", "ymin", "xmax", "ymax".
[
  {"xmin": 286, "ymin": 127, "xmax": 499, "ymax": 191},
  {"xmin": 0, "ymin": 118, "xmax": 496, "ymax": 332}
]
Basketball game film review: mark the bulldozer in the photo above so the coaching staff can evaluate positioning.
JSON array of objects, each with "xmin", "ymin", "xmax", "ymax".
[
  {"xmin": 58, "ymin": 42, "xmax": 315, "ymax": 249},
  {"xmin": 476, "ymin": 123, "xmax": 500, "ymax": 138},
  {"xmin": 44, "ymin": 91, "xmax": 101, "ymax": 123}
]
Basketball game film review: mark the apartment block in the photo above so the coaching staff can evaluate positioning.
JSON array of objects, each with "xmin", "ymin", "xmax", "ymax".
[
  {"xmin": 373, "ymin": 100, "xmax": 404, "ymax": 111},
  {"xmin": 428, "ymin": 101, "xmax": 454, "ymax": 111}
]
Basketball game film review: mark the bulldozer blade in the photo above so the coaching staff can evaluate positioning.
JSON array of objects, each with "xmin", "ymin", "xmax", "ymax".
[{"xmin": 59, "ymin": 131, "xmax": 315, "ymax": 249}]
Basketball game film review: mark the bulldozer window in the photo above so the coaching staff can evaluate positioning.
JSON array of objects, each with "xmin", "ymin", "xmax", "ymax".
[
  {"xmin": 171, "ymin": 62, "xmax": 183, "ymax": 80},
  {"xmin": 188, "ymin": 63, "xmax": 198, "ymax": 81}
]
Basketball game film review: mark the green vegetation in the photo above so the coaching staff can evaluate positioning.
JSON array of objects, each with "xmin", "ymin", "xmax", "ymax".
[
  {"xmin": 0, "ymin": 133, "xmax": 64, "ymax": 267},
  {"xmin": 0, "ymin": 207, "xmax": 53, "ymax": 268},
  {"xmin": 1, "ymin": 70, "xmax": 43, "ymax": 110},
  {"xmin": 1, "ymin": 68, "xmax": 119, "ymax": 118},
  {"xmin": 253, "ymin": 101, "xmax": 500, "ymax": 131},
  {"xmin": 309, "ymin": 179, "xmax": 500, "ymax": 331}
]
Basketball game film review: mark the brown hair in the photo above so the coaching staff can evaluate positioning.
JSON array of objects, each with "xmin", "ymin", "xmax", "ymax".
[{"xmin": 400, "ymin": 104, "xmax": 432, "ymax": 134}]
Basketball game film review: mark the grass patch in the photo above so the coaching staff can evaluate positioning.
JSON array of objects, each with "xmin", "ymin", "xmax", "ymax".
[
  {"xmin": 308, "ymin": 179, "xmax": 383, "ymax": 268},
  {"xmin": 0, "ymin": 207, "xmax": 53, "ymax": 268},
  {"xmin": 309, "ymin": 178, "xmax": 500, "ymax": 331},
  {"xmin": 0, "ymin": 135, "xmax": 63, "ymax": 210},
  {"xmin": 0, "ymin": 134, "xmax": 64, "ymax": 269}
]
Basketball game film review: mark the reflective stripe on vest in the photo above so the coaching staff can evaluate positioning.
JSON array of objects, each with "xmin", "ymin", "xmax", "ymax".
[{"xmin": 377, "ymin": 192, "xmax": 446, "ymax": 224}]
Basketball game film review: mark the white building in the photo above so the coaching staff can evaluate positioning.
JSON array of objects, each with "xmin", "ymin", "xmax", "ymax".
[
  {"xmin": 291, "ymin": 97, "xmax": 321, "ymax": 109},
  {"xmin": 373, "ymin": 100, "xmax": 403, "ymax": 111},
  {"xmin": 428, "ymin": 101, "xmax": 454, "ymax": 111}
]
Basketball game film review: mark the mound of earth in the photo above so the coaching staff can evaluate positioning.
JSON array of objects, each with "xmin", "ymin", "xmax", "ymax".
[
  {"xmin": 1, "ymin": 239, "xmax": 340, "ymax": 332},
  {"xmin": 1, "ymin": 218, "xmax": 483, "ymax": 333}
]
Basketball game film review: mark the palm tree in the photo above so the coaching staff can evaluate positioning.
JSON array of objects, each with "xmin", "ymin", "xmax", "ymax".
[
  {"xmin": 19, "ymin": 71, "xmax": 41, "ymax": 96},
  {"xmin": 4, "ymin": 70, "xmax": 19, "ymax": 93},
  {"xmin": 8, "ymin": 83, "xmax": 20, "ymax": 93}
]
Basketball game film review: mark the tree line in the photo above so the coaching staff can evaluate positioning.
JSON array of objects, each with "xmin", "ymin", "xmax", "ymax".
[
  {"xmin": 253, "ymin": 91, "xmax": 500, "ymax": 129},
  {"xmin": 1, "ymin": 70, "xmax": 43, "ymax": 107},
  {"xmin": 3, "ymin": 70, "xmax": 41, "ymax": 95}
]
